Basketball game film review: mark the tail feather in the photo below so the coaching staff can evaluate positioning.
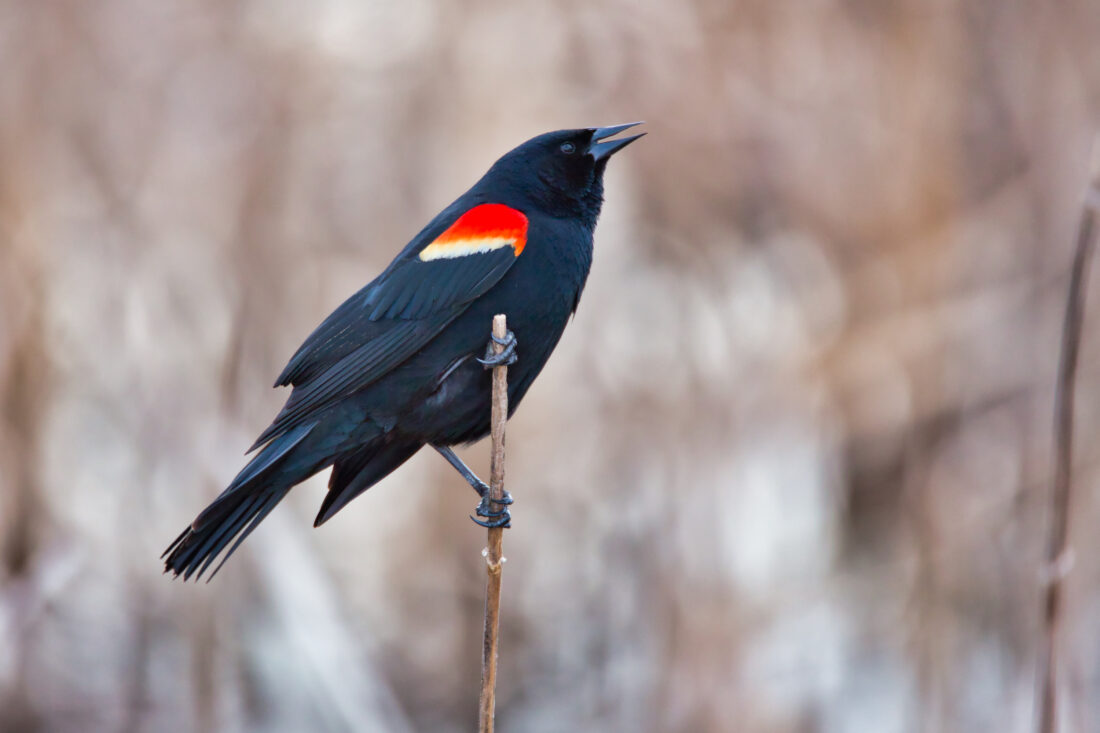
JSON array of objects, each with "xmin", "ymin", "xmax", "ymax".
[
  {"xmin": 198, "ymin": 490, "xmax": 285, "ymax": 580},
  {"xmin": 190, "ymin": 490, "xmax": 267, "ymax": 567},
  {"xmin": 314, "ymin": 439, "xmax": 422, "ymax": 527},
  {"xmin": 164, "ymin": 424, "xmax": 319, "ymax": 581},
  {"xmin": 165, "ymin": 491, "xmax": 273, "ymax": 581}
]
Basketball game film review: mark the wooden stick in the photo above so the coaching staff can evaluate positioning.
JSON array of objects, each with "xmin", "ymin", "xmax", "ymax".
[
  {"xmin": 478, "ymin": 314, "xmax": 509, "ymax": 733},
  {"xmin": 1037, "ymin": 135, "xmax": 1100, "ymax": 733}
]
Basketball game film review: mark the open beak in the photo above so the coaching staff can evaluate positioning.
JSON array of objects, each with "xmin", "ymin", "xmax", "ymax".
[{"xmin": 588, "ymin": 122, "xmax": 646, "ymax": 162}]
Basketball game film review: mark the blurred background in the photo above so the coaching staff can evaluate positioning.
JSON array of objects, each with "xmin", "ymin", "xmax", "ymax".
[{"xmin": 2, "ymin": 1, "xmax": 1100, "ymax": 731}]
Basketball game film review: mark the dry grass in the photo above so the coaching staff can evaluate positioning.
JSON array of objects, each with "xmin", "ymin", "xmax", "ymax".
[{"xmin": 2, "ymin": 1, "xmax": 1100, "ymax": 731}]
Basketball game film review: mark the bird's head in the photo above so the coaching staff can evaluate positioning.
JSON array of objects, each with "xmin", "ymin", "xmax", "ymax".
[{"xmin": 479, "ymin": 123, "xmax": 645, "ymax": 224}]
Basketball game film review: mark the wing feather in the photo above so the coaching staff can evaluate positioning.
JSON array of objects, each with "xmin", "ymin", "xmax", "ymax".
[
  {"xmin": 257, "ymin": 211, "xmax": 524, "ymax": 450},
  {"xmin": 253, "ymin": 314, "xmax": 455, "ymax": 449}
]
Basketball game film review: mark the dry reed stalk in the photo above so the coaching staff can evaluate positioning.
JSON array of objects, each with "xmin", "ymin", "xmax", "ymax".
[
  {"xmin": 1037, "ymin": 136, "xmax": 1100, "ymax": 733},
  {"xmin": 478, "ymin": 314, "xmax": 509, "ymax": 733}
]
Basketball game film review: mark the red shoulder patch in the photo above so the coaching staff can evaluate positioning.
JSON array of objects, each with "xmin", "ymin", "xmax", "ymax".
[{"xmin": 418, "ymin": 204, "xmax": 528, "ymax": 261}]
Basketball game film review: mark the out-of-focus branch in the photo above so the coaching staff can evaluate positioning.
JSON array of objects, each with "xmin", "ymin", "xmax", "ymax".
[
  {"xmin": 478, "ymin": 314, "xmax": 510, "ymax": 733},
  {"xmin": 1037, "ymin": 134, "xmax": 1100, "ymax": 733}
]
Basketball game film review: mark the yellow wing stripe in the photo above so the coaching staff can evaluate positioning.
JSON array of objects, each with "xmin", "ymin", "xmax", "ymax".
[{"xmin": 419, "ymin": 236, "xmax": 518, "ymax": 261}]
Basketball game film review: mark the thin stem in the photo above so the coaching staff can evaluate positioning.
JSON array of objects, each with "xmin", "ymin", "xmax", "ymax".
[
  {"xmin": 1037, "ymin": 135, "xmax": 1100, "ymax": 733},
  {"xmin": 478, "ymin": 314, "xmax": 509, "ymax": 733}
]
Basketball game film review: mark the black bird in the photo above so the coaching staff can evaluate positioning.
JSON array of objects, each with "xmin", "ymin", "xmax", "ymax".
[{"xmin": 164, "ymin": 123, "xmax": 644, "ymax": 580}]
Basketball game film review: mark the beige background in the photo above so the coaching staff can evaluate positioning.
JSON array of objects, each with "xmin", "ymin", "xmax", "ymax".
[{"xmin": 2, "ymin": 1, "xmax": 1100, "ymax": 731}]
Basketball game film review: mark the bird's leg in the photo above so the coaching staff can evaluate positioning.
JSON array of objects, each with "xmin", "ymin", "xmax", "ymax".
[
  {"xmin": 476, "ymin": 330, "xmax": 518, "ymax": 369},
  {"xmin": 434, "ymin": 444, "xmax": 491, "ymax": 497},
  {"xmin": 432, "ymin": 445, "xmax": 512, "ymax": 528}
]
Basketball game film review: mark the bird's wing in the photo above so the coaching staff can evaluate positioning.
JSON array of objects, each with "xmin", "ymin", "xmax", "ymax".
[{"xmin": 252, "ymin": 203, "xmax": 528, "ymax": 449}]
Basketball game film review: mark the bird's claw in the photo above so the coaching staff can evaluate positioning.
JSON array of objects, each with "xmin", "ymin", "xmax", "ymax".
[
  {"xmin": 476, "ymin": 490, "xmax": 513, "ymax": 515},
  {"xmin": 477, "ymin": 330, "xmax": 518, "ymax": 369},
  {"xmin": 470, "ymin": 491, "xmax": 513, "ymax": 528},
  {"xmin": 490, "ymin": 490, "xmax": 514, "ymax": 506},
  {"xmin": 470, "ymin": 513, "xmax": 511, "ymax": 529}
]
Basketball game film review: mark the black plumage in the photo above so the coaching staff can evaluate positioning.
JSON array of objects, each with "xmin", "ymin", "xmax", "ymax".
[{"xmin": 164, "ymin": 123, "xmax": 644, "ymax": 580}]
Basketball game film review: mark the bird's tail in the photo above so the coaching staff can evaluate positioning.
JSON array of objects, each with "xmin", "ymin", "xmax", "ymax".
[
  {"xmin": 163, "ymin": 423, "xmax": 324, "ymax": 581},
  {"xmin": 314, "ymin": 438, "xmax": 422, "ymax": 527}
]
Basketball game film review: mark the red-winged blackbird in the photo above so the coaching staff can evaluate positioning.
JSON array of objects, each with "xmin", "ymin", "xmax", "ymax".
[{"xmin": 163, "ymin": 123, "xmax": 644, "ymax": 580}]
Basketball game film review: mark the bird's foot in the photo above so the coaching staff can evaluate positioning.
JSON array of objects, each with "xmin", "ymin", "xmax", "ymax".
[
  {"xmin": 477, "ymin": 330, "xmax": 518, "ymax": 369},
  {"xmin": 470, "ymin": 490, "xmax": 513, "ymax": 528}
]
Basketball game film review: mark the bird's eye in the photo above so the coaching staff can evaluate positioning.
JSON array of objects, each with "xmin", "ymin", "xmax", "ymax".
[{"xmin": 559, "ymin": 142, "xmax": 576, "ymax": 155}]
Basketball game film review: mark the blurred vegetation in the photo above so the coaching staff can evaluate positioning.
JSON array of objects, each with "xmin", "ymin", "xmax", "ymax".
[{"xmin": 2, "ymin": 1, "xmax": 1100, "ymax": 731}]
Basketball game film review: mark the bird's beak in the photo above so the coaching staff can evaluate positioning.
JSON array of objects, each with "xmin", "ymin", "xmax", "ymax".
[{"xmin": 588, "ymin": 122, "xmax": 645, "ymax": 161}]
